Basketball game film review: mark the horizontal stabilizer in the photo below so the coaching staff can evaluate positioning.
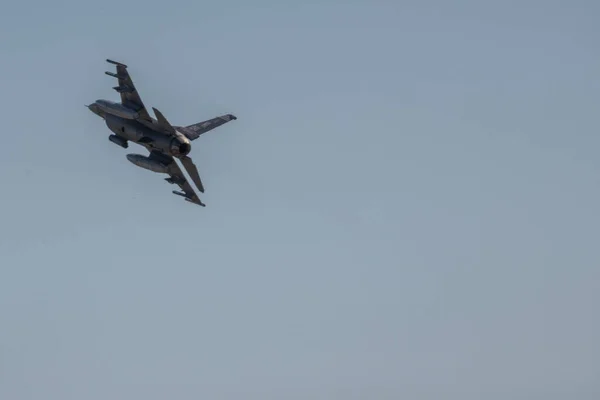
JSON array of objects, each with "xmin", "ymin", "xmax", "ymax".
[
  {"xmin": 180, "ymin": 156, "xmax": 205, "ymax": 193},
  {"xmin": 181, "ymin": 114, "xmax": 237, "ymax": 140}
]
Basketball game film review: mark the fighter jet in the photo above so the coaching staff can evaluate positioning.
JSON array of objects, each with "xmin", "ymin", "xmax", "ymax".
[{"xmin": 87, "ymin": 59, "xmax": 237, "ymax": 207}]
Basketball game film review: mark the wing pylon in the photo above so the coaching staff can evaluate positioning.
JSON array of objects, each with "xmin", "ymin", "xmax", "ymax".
[{"xmin": 104, "ymin": 59, "xmax": 152, "ymax": 121}]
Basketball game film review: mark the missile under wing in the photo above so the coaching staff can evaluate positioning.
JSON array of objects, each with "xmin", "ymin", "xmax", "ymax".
[
  {"xmin": 105, "ymin": 59, "xmax": 152, "ymax": 122},
  {"xmin": 131, "ymin": 150, "xmax": 205, "ymax": 206}
]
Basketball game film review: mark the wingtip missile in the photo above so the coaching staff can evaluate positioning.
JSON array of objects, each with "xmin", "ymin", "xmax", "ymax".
[
  {"xmin": 185, "ymin": 198, "xmax": 206, "ymax": 207},
  {"xmin": 106, "ymin": 59, "xmax": 128, "ymax": 68},
  {"xmin": 172, "ymin": 190, "xmax": 205, "ymax": 207}
]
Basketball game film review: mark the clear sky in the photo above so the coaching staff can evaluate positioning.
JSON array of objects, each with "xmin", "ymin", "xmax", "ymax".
[{"xmin": 1, "ymin": 0, "xmax": 599, "ymax": 399}]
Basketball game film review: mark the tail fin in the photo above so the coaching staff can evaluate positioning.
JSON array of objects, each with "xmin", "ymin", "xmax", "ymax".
[{"xmin": 152, "ymin": 107, "xmax": 176, "ymax": 134}]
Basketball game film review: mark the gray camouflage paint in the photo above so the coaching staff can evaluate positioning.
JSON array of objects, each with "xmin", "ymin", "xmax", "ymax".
[{"xmin": 88, "ymin": 59, "xmax": 237, "ymax": 207}]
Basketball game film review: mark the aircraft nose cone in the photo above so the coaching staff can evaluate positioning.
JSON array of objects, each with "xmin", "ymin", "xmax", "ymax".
[{"xmin": 87, "ymin": 103, "xmax": 101, "ymax": 116}]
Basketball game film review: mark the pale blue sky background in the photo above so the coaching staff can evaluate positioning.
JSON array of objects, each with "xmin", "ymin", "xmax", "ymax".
[{"xmin": 1, "ymin": 0, "xmax": 599, "ymax": 399}]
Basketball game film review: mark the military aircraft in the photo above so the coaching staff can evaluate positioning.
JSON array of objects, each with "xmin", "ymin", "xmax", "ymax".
[{"xmin": 87, "ymin": 59, "xmax": 237, "ymax": 207}]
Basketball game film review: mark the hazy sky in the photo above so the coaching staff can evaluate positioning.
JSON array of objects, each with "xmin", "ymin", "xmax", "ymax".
[{"xmin": 1, "ymin": 1, "xmax": 599, "ymax": 399}]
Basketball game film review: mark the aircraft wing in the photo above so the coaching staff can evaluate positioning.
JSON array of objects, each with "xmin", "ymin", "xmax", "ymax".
[
  {"xmin": 170, "ymin": 165, "xmax": 206, "ymax": 207},
  {"xmin": 146, "ymin": 150, "xmax": 206, "ymax": 207},
  {"xmin": 105, "ymin": 59, "xmax": 152, "ymax": 121},
  {"xmin": 179, "ymin": 114, "xmax": 237, "ymax": 140}
]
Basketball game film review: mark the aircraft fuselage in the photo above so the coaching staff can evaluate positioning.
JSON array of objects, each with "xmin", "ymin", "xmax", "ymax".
[{"xmin": 88, "ymin": 99, "xmax": 191, "ymax": 158}]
